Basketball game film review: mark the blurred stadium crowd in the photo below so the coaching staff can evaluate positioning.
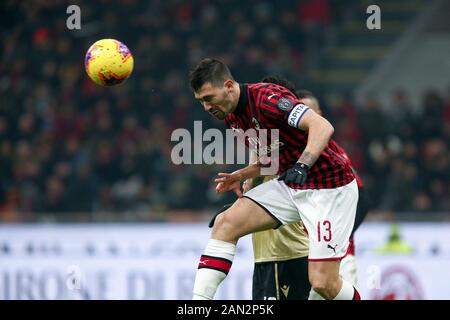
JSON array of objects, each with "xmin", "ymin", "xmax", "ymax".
[{"xmin": 0, "ymin": 0, "xmax": 448, "ymax": 221}]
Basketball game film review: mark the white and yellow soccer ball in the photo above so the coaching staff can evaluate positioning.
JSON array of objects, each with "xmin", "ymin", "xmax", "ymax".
[{"xmin": 84, "ymin": 39, "xmax": 134, "ymax": 86}]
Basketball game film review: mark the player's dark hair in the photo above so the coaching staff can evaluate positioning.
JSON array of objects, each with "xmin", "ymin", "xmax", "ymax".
[
  {"xmin": 260, "ymin": 75, "xmax": 298, "ymax": 98},
  {"xmin": 189, "ymin": 58, "xmax": 234, "ymax": 92},
  {"xmin": 261, "ymin": 75, "xmax": 320, "ymax": 102}
]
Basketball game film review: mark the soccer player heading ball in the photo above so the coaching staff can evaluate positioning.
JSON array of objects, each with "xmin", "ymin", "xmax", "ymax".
[
  {"xmin": 190, "ymin": 58, "xmax": 361, "ymax": 300},
  {"xmin": 209, "ymin": 77, "xmax": 370, "ymax": 300}
]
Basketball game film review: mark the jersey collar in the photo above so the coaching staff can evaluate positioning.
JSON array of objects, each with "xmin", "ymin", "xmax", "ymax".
[{"xmin": 234, "ymin": 83, "xmax": 248, "ymax": 115}]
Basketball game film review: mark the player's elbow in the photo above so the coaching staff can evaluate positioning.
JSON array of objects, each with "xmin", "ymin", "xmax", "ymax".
[
  {"xmin": 328, "ymin": 122, "xmax": 334, "ymax": 138},
  {"xmin": 302, "ymin": 113, "xmax": 334, "ymax": 140},
  {"xmin": 322, "ymin": 118, "xmax": 334, "ymax": 140}
]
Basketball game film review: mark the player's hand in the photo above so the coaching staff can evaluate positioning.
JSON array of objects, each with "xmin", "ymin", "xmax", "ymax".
[
  {"xmin": 214, "ymin": 172, "xmax": 243, "ymax": 198},
  {"xmin": 278, "ymin": 163, "xmax": 309, "ymax": 186},
  {"xmin": 242, "ymin": 178, "xmax": 254, "ymax": 193}
]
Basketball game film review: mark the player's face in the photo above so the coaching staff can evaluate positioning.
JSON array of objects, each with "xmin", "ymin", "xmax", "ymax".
[{"xmin": 194, "ymin": 81, "xmax": 234, "ymax": 120}]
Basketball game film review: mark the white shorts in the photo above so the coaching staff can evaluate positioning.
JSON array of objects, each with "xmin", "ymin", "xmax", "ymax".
[{"xmin": 244, "ymin": 178, "xmax": 358, "ymax": 261}]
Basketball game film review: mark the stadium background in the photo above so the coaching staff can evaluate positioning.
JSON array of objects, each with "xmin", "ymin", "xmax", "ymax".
[{"xmin": 0, "ymin": 0, "xmax": 448, "ymax": 299}]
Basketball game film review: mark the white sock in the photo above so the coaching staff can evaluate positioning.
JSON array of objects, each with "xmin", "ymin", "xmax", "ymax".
[
  {"xmin": 192, "ymin": 239, "xmax": 236, "ymax": 300},
  {"xmin": 334, "ymin": 278, "xmax": 360, "ymax": 300}
]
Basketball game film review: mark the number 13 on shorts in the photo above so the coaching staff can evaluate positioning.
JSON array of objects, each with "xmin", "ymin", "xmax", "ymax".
[{"xmin": 317, "ymin": 220, "xmax": 332, "ymax": 242}]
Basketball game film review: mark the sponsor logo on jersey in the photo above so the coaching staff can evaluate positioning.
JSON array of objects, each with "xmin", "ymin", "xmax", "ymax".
[{"xmin": 288, "ymin": 104, "xmax": 309, "ymax": 128}]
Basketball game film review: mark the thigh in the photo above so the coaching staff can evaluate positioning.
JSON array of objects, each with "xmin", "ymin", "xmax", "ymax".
[
  {"xmin": 293, "ymin": 179, "xmax": 359, "ymax": 260},
  {"xmin": 244, "ymin": 178, "xmax": 300, "ymax": 225},
  {"xmin": 212, "ymin": 197, "xmax": 279, "ymax": 243}
]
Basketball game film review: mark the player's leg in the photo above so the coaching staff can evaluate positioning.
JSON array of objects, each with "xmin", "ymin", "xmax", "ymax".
[
  {"xmin": 308, "ymin": 260, "xmax": 360, "ymax": 300},
  {"xmin": 294, "ymin": 179, "xmax": 361, "ymax": 300},
  {"xmin": 309, "ymin": 183, "xmax": 368, "ymax": 300},
  {"xmin": 277, "ymin": 257, "xmax": 311, "ymax": 300},
  {"xmin": 193, "ymin": 179, "xmax": 299, "ymax": 300},
  {"xmin": 252, "ymin": 222, "xmax": 311, "ymax": 300},
  {"xmin": 309, "ymin": 237, "xmax": 357, "ymax": 300},
  {"xmin": 308, "ymin": 260, "xmax": 343, "ymax": 299},
  {"xmin": 212, "ymin": 207, "xmax": 279, "ymax": 300},
  {"xmin": 340, "ymin": 185, "xmax": 369, "ymax": 287},
  {"xmin": 193, "ymin": 197, "xmax": 277, "ymax": 300},
  {"xmin": 209, "ymin": 206, "xmax": 310, "ymax": 300},
  {"xmin": 338, "ymin": 185, "xmax": 370, "ymax": 290},
  {"xmin": 252, "ymin": 262, "xmax": 277, "ymax": 300},
  {"xmin": 339, "ymin": 250, "xmax": 357, "ymax": 285},
  {"xmin": 211, "ymin": 197, "xmax": 279, "ymax": 242},
  {"xmin": 252, "ymin": 257, "xmax": 310, "ymax": 300}
]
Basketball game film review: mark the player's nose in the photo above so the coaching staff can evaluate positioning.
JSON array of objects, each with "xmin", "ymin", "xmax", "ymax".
[{"xmin": 203, "ymin": 102, "xmax": 213, "ymax": 112}]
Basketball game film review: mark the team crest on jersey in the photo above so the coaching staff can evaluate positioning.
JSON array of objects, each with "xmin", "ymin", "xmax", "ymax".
[
  {"xmin": 277, "ymin": 98, "xmax": 294, "ymax": 112},
  {"xmin": 252, "ymin": 117, "xmax": 260, "ymax": 130}
]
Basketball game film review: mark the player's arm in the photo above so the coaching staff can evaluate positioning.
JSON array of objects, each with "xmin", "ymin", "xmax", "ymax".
[
  {"xmin": 214, "ymin": 149, "xmax": 265, "ymax": 195},
  {"xmin": 242, "ymin": 149, "xmax": 257, "ymax": 192},
  {"xmin": 278, "ymin": 106, "xmax": 334, "ymax": 185},
  {"xmin": 214, "ymin": 164, "xmax": 261, "ymax": 196},
  {"xmin": 297, "ymin": 109, "xmax": 334, "ymax": 167}
]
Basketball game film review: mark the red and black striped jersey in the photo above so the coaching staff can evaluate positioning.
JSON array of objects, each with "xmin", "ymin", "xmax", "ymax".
[
  {"xmin": 224, "ymin": 83, "xmax": 355, "ymax": 190},
  {"xmin": 329, "ymin": 142, "xmax": 363, "ymax": 188}
]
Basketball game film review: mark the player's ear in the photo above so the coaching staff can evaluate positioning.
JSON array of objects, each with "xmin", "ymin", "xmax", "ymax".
[{"xmin": 224, "ymin": 79, "xmax": 234, "ymax": 91}]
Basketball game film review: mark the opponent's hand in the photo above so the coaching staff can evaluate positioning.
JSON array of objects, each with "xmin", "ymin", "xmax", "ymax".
[
  {"xmin": 278, "ymin": 163, "xmax": 309, "ymax": 186},
  {"xmin": 214, "ymin": 172, "xmax": 243, "ymax": 198}
]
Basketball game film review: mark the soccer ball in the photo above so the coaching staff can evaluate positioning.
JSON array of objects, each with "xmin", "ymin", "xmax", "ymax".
[{"xmin": 84, "ymin": 39, "xmax": 134, "ymax": 86}]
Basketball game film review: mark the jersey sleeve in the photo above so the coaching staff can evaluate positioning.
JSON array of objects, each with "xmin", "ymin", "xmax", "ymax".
[{"xmin": 256, "ymin": 84, "xmax": 310, "ymax": 129}]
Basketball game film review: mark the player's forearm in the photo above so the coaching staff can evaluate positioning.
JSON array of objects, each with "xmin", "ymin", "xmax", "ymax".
[{"xmin": 298, "ymin": 117, "xmax": 334, "ymax": 167}]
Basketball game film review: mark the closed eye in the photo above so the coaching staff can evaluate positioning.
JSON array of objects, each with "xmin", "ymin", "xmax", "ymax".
[{"xmin": 196, "ymin": 95, "xmax": 214, "ymax": 103}]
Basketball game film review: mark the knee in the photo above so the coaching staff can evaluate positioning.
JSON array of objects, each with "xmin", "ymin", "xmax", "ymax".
[
  {"xmin": 309, "ymin": 277, "xmax": 329, "ymax": 297},
  {"xmin": 212, "ymin": 212, "xmax": 226, "ymax": 231},
  {"xmin": 212, "ymin": 211, "xmax": 239, "ymax": 242},
  {"xmin": 309, "ymin": 274, "xmax": 340, "ymax": 300}
]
